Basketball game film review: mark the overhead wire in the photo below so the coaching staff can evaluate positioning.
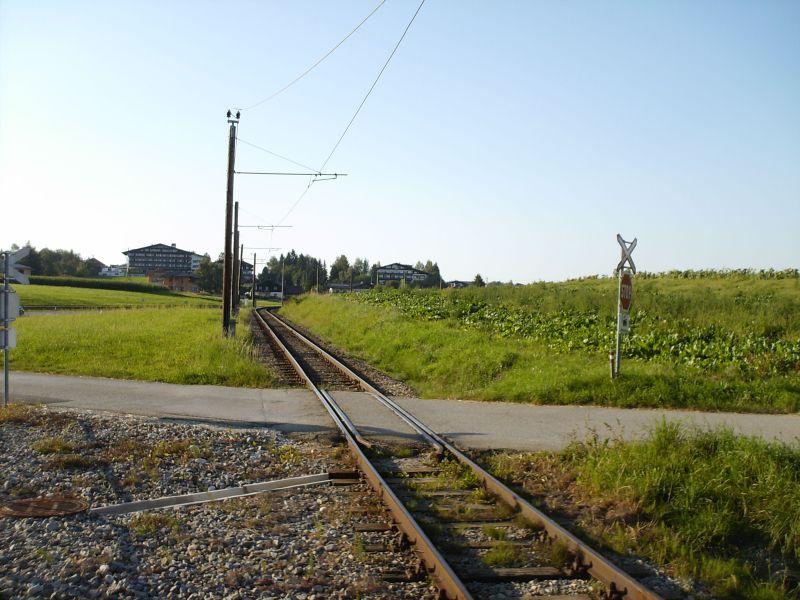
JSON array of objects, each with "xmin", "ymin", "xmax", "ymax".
[
  {"xmin": 240, "ymin": 0, "xmax": 387, "ymax": 111},
  {"xmin": 318, "ymin": 0, "xmax": 426, "ymax": 174},
  {"xmin": 277, "ymin": 0, "xmax": 427, "ymax": 225},
  {"xmin": 238, "ymin": 137, "xmax": 318, "ymax": 172}
]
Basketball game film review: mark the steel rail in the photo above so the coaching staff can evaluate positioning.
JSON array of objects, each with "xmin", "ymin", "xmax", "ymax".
[
  {"xmin": 320, "ymin": 389, "xmax": 373, "ymax": 449},
  {"xmin": 259, "ymin": 308, "xmax": 663, "ymax": 600},
  {"xmin": 262, "ymin": 308, "xmax": 443, "ymax": 454},
  {"xmin": 252, "ymin": 308, "xmax": 473, "ymax": 600}
]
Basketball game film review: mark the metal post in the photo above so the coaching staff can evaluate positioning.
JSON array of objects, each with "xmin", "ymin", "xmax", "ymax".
[
  {"xmin": 252, "ymin": 253, "xmax": 257, "ymax": 308},
  {"xmin": 222, "ymin": 114, "xmax": 238, "ymax": 335},
  {"xmin": 3, "ymin": 252, "xmax": 9, "ymax": 407},
  {"xmin": 612, "ymin": 234, "xmax": 637, "ymax": 379},
  {"xmin": 232, "ymin": 202, "xmax": 240, "ymax": 319},
  {"xmin": 614, "ymin": 269, "xmax": 622, "ymax": 377}
]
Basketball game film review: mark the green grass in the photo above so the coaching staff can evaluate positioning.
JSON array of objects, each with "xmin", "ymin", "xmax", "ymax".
[
  {"xmin": 128, "ymin": 512, "xmax": 182, "ymax": 537},
  {"xmin": 279, "ymin": 291, "xmax": 800, "ymax": 412},
  {"xmin": 16, "ymin": 284, "xmax": 218, "ymax": 307},
  {"xmin": 483, "ymin": 541, "xmax": 522, "ymax": 566},
  {"xmin": 10, "ymin": 307, "xmax": 273, "ymax": 387},
  {"xmin": 32, "ymin": 436, "xmax": 76, "ymax": 454},
  {"xmin": 486, "ymin": 423, "xmax": 800, "ymax": 598}
]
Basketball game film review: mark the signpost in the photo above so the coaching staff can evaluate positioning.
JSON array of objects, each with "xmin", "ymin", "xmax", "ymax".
[
  {"xmin": 2, "ymin": 246, "xmax": 30, "ymax": 407},
  {"xmin": 612, "ymin": 235, "xmax": 636, "ymax": 378}
]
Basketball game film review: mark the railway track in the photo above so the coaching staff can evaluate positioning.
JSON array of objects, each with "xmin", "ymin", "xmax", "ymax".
[{"xmin": 253, "ymin": 307, "xmax": 663, "ymax": 600}]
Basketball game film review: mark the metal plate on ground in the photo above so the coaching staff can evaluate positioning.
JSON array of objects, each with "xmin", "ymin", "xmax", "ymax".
[{"xmin": 0, "ymin": 497, "xmax": 88, "ymax": 518}]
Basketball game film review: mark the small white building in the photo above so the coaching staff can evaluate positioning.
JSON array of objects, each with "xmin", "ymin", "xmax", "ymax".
[{"xmin": 100, "ymin": 264, "xmax": 128, "ymax": 277}]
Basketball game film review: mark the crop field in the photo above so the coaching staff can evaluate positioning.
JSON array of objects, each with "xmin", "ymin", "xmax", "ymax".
[
  {"xmin": 10, "ymin": 308, "xmax": 272, "ymax": 387},
  {"xmin": 15, "ymin": 284, "xmax": 218, "ymax": 308},
  {"xmin": 280, "ymin": 273, "xmax": 800, "ymax": 412}
]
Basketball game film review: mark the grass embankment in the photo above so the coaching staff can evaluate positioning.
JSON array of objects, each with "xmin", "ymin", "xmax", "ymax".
[
  {"xmin": 29, "ymin": 275, "xmax": 161, "ymax": 291},
  {"xmin": 279, "ymin": 275, "xmax": 800, "ymax": 412},
  {"xmin": 485, "ymin": 423, "xmax": 800, "ymax": 599},
  {"xmin": 16, "ymin": 284, "xmax": 218, "ymax": 308},
  {"xmin": 11, "ymin": 308, "xmax": 272, "ymax": 386}
]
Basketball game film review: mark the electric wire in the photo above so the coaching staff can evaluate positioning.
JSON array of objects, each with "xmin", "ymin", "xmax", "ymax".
[
  {"xmin": 318, "ymin": 0, "xmax": 426, "ymax": 174},
  {"xmin": 277, "ymin": 0, "xmax": 427, "ymax": 225},
  {"xmin": 240, "ymin": 0, "xmax": 387, "ymax": 111},
  {"xmin": 238, "ymin": 138, "xmax": 318, "ymax": 172}
]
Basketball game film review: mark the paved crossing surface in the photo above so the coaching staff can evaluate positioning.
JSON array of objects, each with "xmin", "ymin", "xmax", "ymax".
[{"xmin": 10, "ymin": 372, "xmax": 800, "ymax": 450}]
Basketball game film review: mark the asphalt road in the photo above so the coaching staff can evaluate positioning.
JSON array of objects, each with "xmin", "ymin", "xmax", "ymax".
[{"xmin": 9, "ymin": 372, "xmax": 800, "ymax": 451}]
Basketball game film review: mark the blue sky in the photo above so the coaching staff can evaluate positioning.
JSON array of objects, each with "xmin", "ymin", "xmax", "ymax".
[{"xmin": 1, "ymin": 0, "xmax": 798, "ymax": 281}]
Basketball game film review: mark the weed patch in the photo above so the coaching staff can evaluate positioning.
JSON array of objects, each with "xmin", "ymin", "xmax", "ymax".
[
  {"xmin": 47, "ymin": 454, "xmax": 98, "ymax": 470},
  {"xmin": 483, "ymin": 541, "xmax": 522, "ymax": 566},
  {"xmin": 33, "ymin": 436, "xmax": 76, "ymax": 454},
  {"xmin": 483, "ymin": 525, "xmax": 508, "ymax": 541},
  {"xmin": 129, "ymin": 513, "xmax": 181, "ymax": 537},
  {"xmin": 0, "ymin": 403, "xmax": 40, "ymax": 425}
]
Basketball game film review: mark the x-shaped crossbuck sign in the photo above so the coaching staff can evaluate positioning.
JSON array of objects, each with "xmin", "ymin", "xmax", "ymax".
[{"xmin": 616, "ymin": 234, "xmax": 637, "ymax": 274}]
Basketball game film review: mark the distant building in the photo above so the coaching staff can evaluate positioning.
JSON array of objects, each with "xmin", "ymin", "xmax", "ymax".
[
  {"xmin": 123, "ymin": 243, "xmax": 199, "ymax": 275},
  {"xmin": 447, "ymin": 280, "xmax": 471, "ymax": 289},
  {"xmin": 15, "ymin": 264, "xmax": 32, "ymax": 279},
  {"xmin": 100, "ymin": 264, "xmax": 128, "ymax": 277},
  {"xmin": 327, "ymin": 282, "xmax": 369, "ymax": 293},
  {"xmin": 191, "ymin": 253, "xmax": 205, "ymax": 272},
  {"xmin": 147, "ymin": 271, "xmax": 199, "ymax": 293},
  {"xmin": 240, "ymin": 260, "xmax": 254, "ymax": 283},
  {"xmin": 376, "ymin": 263, "xmax": 428, "ymax": 286}
]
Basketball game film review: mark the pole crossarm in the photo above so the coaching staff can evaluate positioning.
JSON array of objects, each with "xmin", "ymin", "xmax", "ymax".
[
  {"xmin": 235, "ymin": 171, "xmax": 347, "ymax": 177},
  {"xmin": 615, "ymin": 234, "xmax": 637, "ymax": 274},
  {"xmin": 239, "ymin": 225, "xmax": 292, "ymax": 230}
]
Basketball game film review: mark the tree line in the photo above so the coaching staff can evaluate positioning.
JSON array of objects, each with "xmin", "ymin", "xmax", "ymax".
[
  {"xmin": 10, "ymin": 242, "xmax": 488, "ymax": 293},
  {"xmin": 8, "ymin": 243, "xmax": 106, "ymax": 277},
  {"xmin": 248, "ymin": 252, "xmax": 451, "ymax": 294}
]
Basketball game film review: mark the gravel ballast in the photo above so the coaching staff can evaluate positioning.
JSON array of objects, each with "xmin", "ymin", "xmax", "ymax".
[{"xmin": 0, "ymin": 405, "xmax": 438, "ymax": 599}]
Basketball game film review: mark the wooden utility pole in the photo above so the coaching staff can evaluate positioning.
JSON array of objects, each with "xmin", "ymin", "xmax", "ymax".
[
  {"xmin": 232, "ymin": 201, "xmax": 240, "ymax": 320},
  {"xmin": 252, "ymin": 253, "xmax": 257, "ymax": 308},
  {"xmin": 222, "ymin": 111, "xmax": 239, "ymax": 335},
  {"xmin": 236, "ymin": 242, "xmax": 243, "ymax": 313}
]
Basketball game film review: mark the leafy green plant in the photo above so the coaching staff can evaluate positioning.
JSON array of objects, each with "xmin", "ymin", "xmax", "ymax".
[{"xmin": 344, "ymin": 288, "xmax": 800, "ymax": 375}]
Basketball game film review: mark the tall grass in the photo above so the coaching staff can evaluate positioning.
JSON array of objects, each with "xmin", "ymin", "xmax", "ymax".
[
  {"xmin": 487, "ymin": 424, "xmax": 800, "ymax": 598},
  {"xmin": 280, "ymin": 293, "xmax": 800, "ymax": 412},
  {"xmin": 11, "ymin": 308, "xmax": 271, "ymax": 387}
]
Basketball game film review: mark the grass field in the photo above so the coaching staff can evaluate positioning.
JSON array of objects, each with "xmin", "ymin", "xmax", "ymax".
[
  {"xmin": 10, "ymin": 308, "xmax": 272, "ymax": 387},
  {"xmin": 485, "ymin": 423, "xmax": 800, "ymax": 599},
  {"xmin": 279, "ymin": 275, "xmax": 800, "ymax": 412},
  {"xmin": 15, "ymin": 284, "xmax": 218, "ymax": 308}
]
